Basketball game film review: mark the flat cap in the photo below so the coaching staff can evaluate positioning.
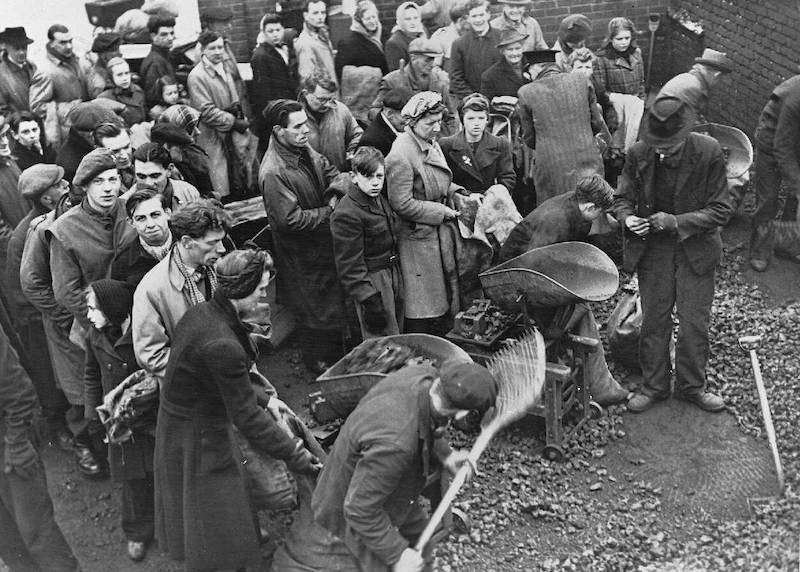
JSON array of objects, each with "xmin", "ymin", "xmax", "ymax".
[
  {"xmin": 67, "ymin": 101, "xmax": 125, "ymax": 132},
  {"xmin": 440, "ymin": 361, "xmax": 498, "ymax": 414},
  {"xmin": 19, "ymin": 164, "xmax": 65, "ymax": 201},
  {"xmin": 408, "ymin": 37, "xmax": 442, "ymax": 57},
  {"xmin": 91, "ymin": 32, "xmax": 122, "ymax": 53},
  {"xmin": 73, "ymin": 148, "xmax": 118, "ymax": 188}
]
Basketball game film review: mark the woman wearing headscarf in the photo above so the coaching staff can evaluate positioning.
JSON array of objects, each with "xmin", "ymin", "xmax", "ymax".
[
  {"xmin": 386, "ymin": 91, "xmax": 465, "ymax": 335},
  {"xmin": 154, "ymin": 249, "xmax": 322, "ymax": 572},
  {"xmin": 335, "ymin": 0, "xmax": 388, "ymax": 79},
  {"xmin": 84, "ymin": 279, "xmax": 155, "ymax": 562},
  {"xmin": 154, "ymin": 105, "xmax": 215, "ymax": 197}
]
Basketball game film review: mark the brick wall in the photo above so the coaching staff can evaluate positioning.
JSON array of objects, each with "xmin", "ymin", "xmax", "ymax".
[
  {"xmin": 197, "ymin": 0, "xmax": 669, "ymax": 74},
  {"xmin": 669, "ymin": 0, "xmax": 800, "ymax": 137}
]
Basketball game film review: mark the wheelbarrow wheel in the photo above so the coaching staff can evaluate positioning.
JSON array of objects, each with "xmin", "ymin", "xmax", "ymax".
[
  {"xmin": 451, "ymin": 507, "xmax": 471, "ymax": 535},
  {"xmin": 543, "ymin": 445, "xmax": 564, "ymax": 462},
  {"xmin": 589, "ymin": 401, "xmax": 603, "ymax": 419}
]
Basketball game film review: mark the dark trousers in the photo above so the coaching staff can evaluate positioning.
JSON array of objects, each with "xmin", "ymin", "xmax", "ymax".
[
  {"xmin": 17, "ymin": 317, "xmax": 69, "ymax": 429},
  {"xmin": 750, "ymin": 146, "xmax": 782, "ymax": 260},
  {"xmin": 122, "ymin": 473, "xmax": 155, "ymax": 543},
  {"xmin": 637, "ymin": 236, "xmax": 715, "ymax": 398},
  {"xmin": 0, "ymin": 461, "xmax": 80, "ymax": 571}
]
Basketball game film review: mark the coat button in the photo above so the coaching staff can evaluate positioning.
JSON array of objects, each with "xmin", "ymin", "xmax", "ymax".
[{"xmin": 122, "ymin": 362, "xmax": 128, "ymax": 368}]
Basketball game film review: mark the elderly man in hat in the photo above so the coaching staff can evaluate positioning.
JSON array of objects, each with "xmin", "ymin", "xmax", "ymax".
[
  {"xmin": 656, "ymin": 48, "xmax": 733, "ymax": 120},
  {"xmin": 280, "ymin": 360, "xmax": 496, "ymax": 571},
  {"xmin": 360, "ymin": 87, "xmax": 412, "ymax": 156},
  {"xmin": 517, "ymin": 49, "xmax": 608, "ymax": 205},
  {"xmin": 450, "ymin": 0, "xmax": 502, "ymax": 99},
  {"xmin": 480, "ymin": 29, "xmax": 530, "ymax": 99},
  {"xmin": 490, "ymin": 0, "xmax": 547, "ymax": 51},
  {"xmin": 6, "ymin": 164, "xmax": 71, "ymax": 450},
  {"xmin": 0, "ymin": 27, "xmax": 38, "ymax": 116},
  {"xmin": 612, "ymin": 96, "xmax": 738, "ymax": 414},
  {"xmin": 372, "ymin": 38, "xmax": 459, "ymax": 136},
  {"xmin": 386, "ymin": 1, "xmax": 427, "ymax": 72},
  {"xmin": 749, "ymin": 74, "xmax": 800, "ymax": 271},
  {"xmin": 86, "ymin": 32, "xmax": 123, "ymax": 98}
]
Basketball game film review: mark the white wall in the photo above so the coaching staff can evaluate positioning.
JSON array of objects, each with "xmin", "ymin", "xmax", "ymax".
[{"xmin": 4, "ymin": 0, "xmax": 201, "ymax": 66}]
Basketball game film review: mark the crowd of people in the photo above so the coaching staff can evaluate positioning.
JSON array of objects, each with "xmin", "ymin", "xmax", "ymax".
[{"xmin": 0, "ymin": 0, "xmax": 786, "ymax": 570}]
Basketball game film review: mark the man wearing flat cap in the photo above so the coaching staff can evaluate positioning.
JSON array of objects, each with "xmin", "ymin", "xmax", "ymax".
[
  {"xmin": 0, "ymin": 27, "xmax": 38, "ymax": 116},
  {"xmin": 6, "ymin": 164, "xmax": 71, "ymax": 453},
  {"xmin": 490, "ymin": 0, "xmax": 547, "ymax": 52},
  {"xmin": 656, "ymin": 48, "xmax": 733, "ymax": 120},
  {"xmin": 86, "ymin": 32, "xmax": 123, "ymax": 98},
  {"xmin": 372, "ymin": 37, "xmax": 459, "ymax": 136},
  {"xmin": 612, "ymin": 96, "xmax": 739, "ymax": 414},
  {"xmin": 274, "ymin": 360, "xmax": 497, "ymax": 570}
]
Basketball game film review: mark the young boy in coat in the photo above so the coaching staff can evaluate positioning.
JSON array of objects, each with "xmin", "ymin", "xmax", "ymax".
[{"xmin": 331, "ymin": 146, "xmax": 404, "ymax": 338}]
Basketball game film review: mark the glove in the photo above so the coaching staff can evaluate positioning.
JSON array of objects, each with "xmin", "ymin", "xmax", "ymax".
[
  {"xmin": 362, "ymin": 293, "xmax": 387, "ymax": 333},
  {"xmin": 285, "ymin": 441, "xmax": 322, "ymax": 476},
  {"xmin": 648, "ymin": 212, "xmax": 677, "ymax": 233},
  {"xmin": 3, "ymin": 440, "xmax": 40, "ymax": 480},
  {"xmin": 232, "ymin": 118, "xmax": 250, "ymax": 133}
]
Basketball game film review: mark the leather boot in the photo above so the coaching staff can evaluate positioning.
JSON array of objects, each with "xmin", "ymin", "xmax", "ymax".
[
  {"xmin": 749, "ymin": 222, "xmax": 774, "ymax": 271},
  {"xmin": 73, "ymin": 436, "xmax": 107, "ymax": 480}
]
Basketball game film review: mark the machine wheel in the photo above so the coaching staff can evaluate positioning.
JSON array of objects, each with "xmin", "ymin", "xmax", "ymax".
[
  {"xmin": 589, "ymin": 401, "xmax": 604, "ymax": 419},
  {"xmin": 543, "ymin": 445, "xmax": 564, "ymax": 462},
  {"xmin": 451, "ymin": 507, "xmax": 471, "ymax": 535}
]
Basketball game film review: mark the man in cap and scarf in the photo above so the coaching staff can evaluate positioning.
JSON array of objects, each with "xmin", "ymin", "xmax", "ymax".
[
  {"xmin": 132, "ymin": 199, "xmax": 230, "ymax": 378},
  {"xmin": 258, "ymin": 98, "xmax": 350, "ymax": 373},
  {"xmin": 612, "ymin": 96, "xmax": 739, "ymax": 414},
  {"xmin": 273, "ymin": 359, "xmax": 497, "ymax": 571}
]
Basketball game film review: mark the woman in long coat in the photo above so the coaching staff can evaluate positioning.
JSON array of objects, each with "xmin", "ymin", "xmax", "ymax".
[
  {"xmin": 386, "ymin": 91, "xmax": 463, "ymax": 335},
  {"xmin": 154, "ymin": 250, "xmax": 320, "ymax": 572},
  {"xmin": 84, "ymin": 279, "xmax": 154, "ymax": 562}
]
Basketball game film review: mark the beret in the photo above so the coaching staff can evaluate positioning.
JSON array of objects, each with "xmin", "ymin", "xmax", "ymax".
[
  {"xmin": 73, "ymin": 148, "xmax": 118, "ymax": 188},
  {"xmin": 91, "ymin": 32, "xmax": 122, "ymax": 53},
  {"xmin": 19, "ymin": 164, "xmax": 65, "ymax": 200}
]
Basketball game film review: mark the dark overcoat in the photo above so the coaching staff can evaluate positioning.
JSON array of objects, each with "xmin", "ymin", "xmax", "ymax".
[
  {"xmin": 440, "ymin": 130, "xmax": 516, "ymax": 194},
  {"xmin": 84, "ymin": 327, "xmax": 154, "ymax": 483},
  {"xmin": 154, "ymin": 293, "xmax": 303, "ymax": 571},
  {"xmin": 110, "ymin": 239, "xmax": 159, "ymax": 288},
  {"xmin": 612, "ymin": 132, "xmax": 737, "ymax": 275},
  {"xmin": 335, "ymin": 30, "xmax": 388, "ymax": 79},
  {"xmin": 259, "ymin": 137, "xmax": 348, "ymax": 330},
  {"xmin": 249, "ymin": 42, "xmax": 298, "ymax": 139},
  {"xmin": 358, "ymin": 113, "xmax": 398, "ymax": 157},
  {"xmin": 312, "ymin": 364, "xmax": 450, "ymax": 570},
  {"xmin": 499, "ymin": 191, "xmax": 590, "ymax": 262},
  {"xmin": 480, "ymin": 58, "xmax": 529, "ymax": 100}
]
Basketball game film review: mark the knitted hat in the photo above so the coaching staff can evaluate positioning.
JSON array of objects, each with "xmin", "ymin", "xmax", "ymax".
[
  {"xmin": 73, "ymin": 148, "xmax": 118, "ymax": 188},
  {"xmin": 439, "ymin": 361, "xmax": 498, "ymax": 414},
  {"xmin": 558, "ymin": 14, "xmax": 592, "ymax": 46},
  {"xmin": 90, "ymin": 279, "xmax": 134, "ymax": 327},
  {"xmin": 19, "ymin": 164, "xmax": 65, "ymax": 201}
]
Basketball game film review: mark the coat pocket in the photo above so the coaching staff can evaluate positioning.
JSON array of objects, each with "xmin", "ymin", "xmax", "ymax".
[{"xmin": 198, "ymin": 423, "xmax": 236, "ymax": 474}]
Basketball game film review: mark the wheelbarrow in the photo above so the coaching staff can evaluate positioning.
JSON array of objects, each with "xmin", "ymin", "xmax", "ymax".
[{"xmin": 474, "ymin": 242, "xmax": 620, "ymax": 460}]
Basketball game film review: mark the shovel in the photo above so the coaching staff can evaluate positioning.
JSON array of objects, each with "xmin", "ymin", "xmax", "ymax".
[
  {"xmin": 738, "ymin": 335, "xmax": 785, "ymax": 503},
  {"xmin": 646, "ymin": 13, "xmax": 661, "ymax": 94}
]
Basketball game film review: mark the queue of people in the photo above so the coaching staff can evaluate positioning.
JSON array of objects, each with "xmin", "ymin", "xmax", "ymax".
[{"xmin": 0, "ymin": 1, "xmax": 761, "ymax": 571}]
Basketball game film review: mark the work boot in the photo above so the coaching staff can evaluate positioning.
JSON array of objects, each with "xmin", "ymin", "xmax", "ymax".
[
  {"xmin": 676, "ymin": 391, "xmax": 725, "ymax": 412},
  {"xmin": 626, "ymin": 392, "xmax": 664, "ymax": 413},
  {"xmin": 749, "ymin": 222, "xmax": 774, "ymax": 272},
  {"xmin": 74, "ymin": 438, "xmax": 106, "ymax": 479}
]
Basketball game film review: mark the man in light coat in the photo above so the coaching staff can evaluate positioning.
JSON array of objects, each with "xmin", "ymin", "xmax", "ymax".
[
  {"xmin": 489, "ymin": 0, "xmax": 548, "ymax": 52},
  {"xmin": 188, "ymin": 31, "xmax": 256, "ymax": 199},
  {"xmin": 132, "ymin": 200, "xmax": 229, "ymax": 377},
  {"xmin": 0, "ymin": 27, "xmax": 38, "ymax": 116},
  {"xmin": 294, "ymin": 0, "xmax": 338, "ymax": 84},
  {"xmin": 299, "ymin": 72, "xmax": 363, "ymax": 171}
]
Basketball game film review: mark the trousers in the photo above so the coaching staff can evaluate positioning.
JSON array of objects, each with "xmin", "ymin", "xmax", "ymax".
[
  {"xmin": 637, "ymin": 235, "xmax": 715, "ymax": 397},
  {"xmin": 121, "ymin": 473, "xmax": 155, "ymax": 542}
]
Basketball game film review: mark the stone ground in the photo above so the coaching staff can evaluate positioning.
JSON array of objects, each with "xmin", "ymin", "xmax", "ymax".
[{"xmin": 2, "ymin": 213, "xmax": 797, "ymax": 571}]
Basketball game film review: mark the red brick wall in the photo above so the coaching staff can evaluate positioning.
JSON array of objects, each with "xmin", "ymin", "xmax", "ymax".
[{"xmin": 668, "ymin": 0, "xmax": 800, "ymax": 137}]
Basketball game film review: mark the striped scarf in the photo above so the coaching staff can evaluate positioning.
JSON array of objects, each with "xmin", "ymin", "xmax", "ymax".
[{"xmin": 173, "ymin": 247, "xmax": 218, "ymax": 306}]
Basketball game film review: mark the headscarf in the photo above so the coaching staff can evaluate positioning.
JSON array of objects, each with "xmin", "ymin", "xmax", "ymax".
[
  {"xmin": 215, "ymin": 249, "xmax": 274, "ymax": 299},
  {"xmin": 158, "ymin": 104, "xmax": 201, "ymax": 136},
  {"xmin": 401, "ymin": 91, "xmax": 445, "ymax": 123},
  {"xmin": 351, "ymin": 0, "xmax": 383, "ymax": 52}
]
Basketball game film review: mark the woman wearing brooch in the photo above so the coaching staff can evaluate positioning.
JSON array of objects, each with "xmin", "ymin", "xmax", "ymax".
[
  {"xmin": 440, "ymin": 93, "xmax": 516, "ymax": 195},
  {"xmin": 386, "ymin": 91, "xmax": 466, "ymax": 335}
]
